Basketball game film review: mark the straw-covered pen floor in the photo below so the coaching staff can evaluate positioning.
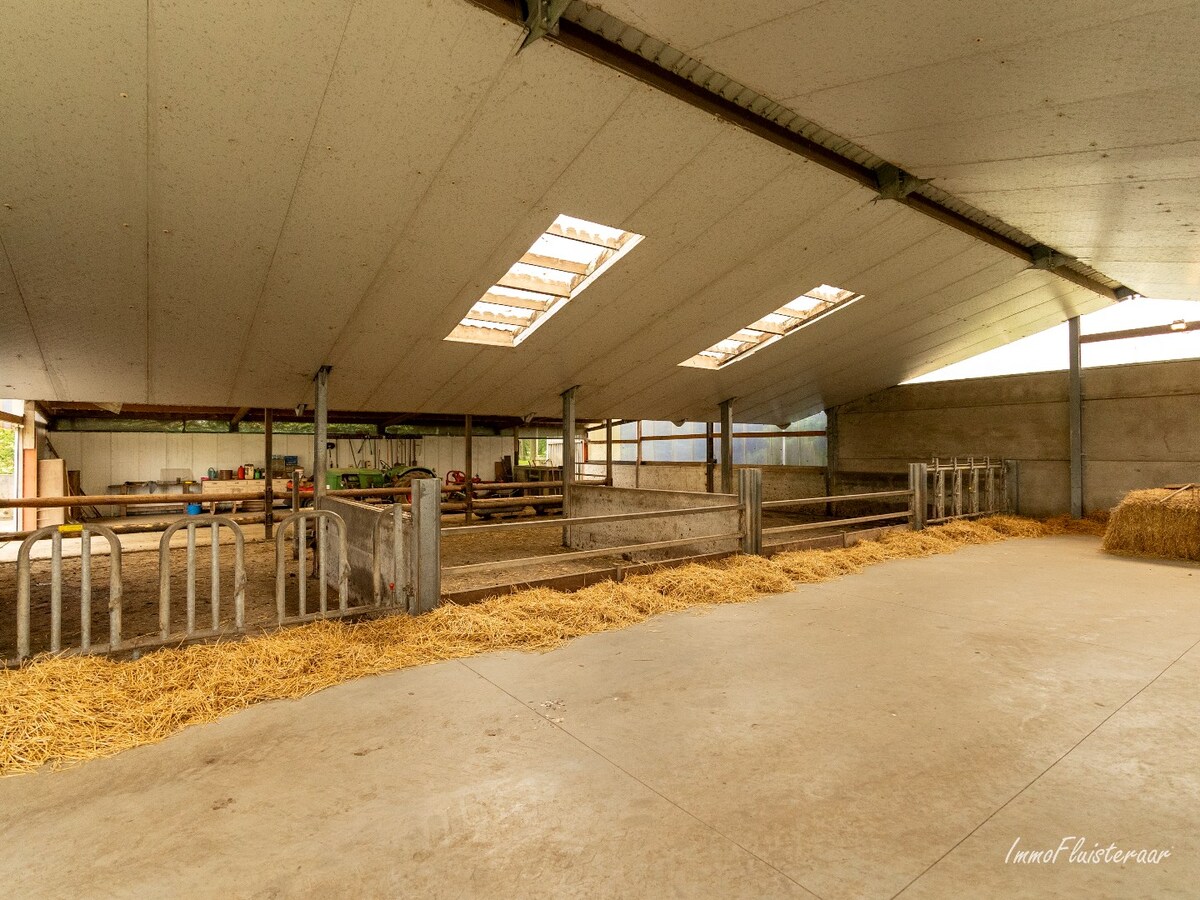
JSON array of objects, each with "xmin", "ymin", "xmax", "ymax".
[{"xmin": 0, "ymin": 515, "xmax": 1104, "ymax": 776}]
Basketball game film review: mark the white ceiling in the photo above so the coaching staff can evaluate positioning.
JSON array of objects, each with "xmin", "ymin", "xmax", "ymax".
[
  {"xmin": 592, "ymin": 0, "xmax": 1200, "ymax": 301},
  {"xmin": 0, "ymin": 0, "xmax": 1162, "ymax": 423}
]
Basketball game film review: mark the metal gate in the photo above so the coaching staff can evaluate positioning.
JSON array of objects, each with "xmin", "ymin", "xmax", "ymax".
[
  {"xmin": 15, "ymin": 523, "xmax": 123, "ymax": 660},
  {"xmin": 157, "ymin": 515, "xmax": 247, "ymax": 640}
]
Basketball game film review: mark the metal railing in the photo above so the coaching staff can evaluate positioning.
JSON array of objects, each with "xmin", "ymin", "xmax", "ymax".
[
  {"xmin": 16, "ymin": 523, "xmax": 123, "ymax": 659},
  {"xmin": 928, "ymin": 457, "xmax": 1007, "ymax": 522},
  {"xmin": 438, "ymin": 470, "xmax": 759, "ymax": 586},
  {"xmin": 274, "ymin": 510, "xmax": 350, "ymax": 622},
  {"xmin": 157, "ymin": 515, "xmax": 247, "ymax": 640},
  {"xmin": 761, "ymin": 488, "xmax": 916, "ymax": 538}
]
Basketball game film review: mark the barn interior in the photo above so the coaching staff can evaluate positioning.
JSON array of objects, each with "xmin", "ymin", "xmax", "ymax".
[{"xmin": 2, "ymin": 1, "xmax": 1199, "ymax": 896}]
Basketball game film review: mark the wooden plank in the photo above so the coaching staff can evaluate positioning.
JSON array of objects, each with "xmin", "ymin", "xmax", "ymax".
[{"xmin": 37, "ymin": 459, "xmax": 68, "ymax": 527}]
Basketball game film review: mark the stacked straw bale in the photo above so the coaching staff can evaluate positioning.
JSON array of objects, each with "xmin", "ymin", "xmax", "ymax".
[
  {"xmin": 1, "ymin": 515, "xmax": 1101, "ymax": 776},
  {"xmin": 1102, "ymin": 487, "xmax": 1200, "ymax": 562}
]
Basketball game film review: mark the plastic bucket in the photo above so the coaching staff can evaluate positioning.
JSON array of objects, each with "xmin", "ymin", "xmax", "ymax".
[{"xmin": 186, "ymin": 502, "xmax": 202, "ymax": 515}]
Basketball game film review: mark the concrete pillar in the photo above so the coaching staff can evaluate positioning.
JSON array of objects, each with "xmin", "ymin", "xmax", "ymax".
[
  {"xmin": 313, "ymin": 366, "xmax": 331, "ymax": 503},
  {"xmin": 1068, "ymin": 316, "xmax": 1083, "ymax": 517},
  {"xmin": 719, "ymin": 399, "xmax": 734, "ymax": 494}
]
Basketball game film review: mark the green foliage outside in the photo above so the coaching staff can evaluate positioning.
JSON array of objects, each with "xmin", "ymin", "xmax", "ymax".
[{"xmin": 0, "ymin": 428, "xmax": 14, "ymax": 475}]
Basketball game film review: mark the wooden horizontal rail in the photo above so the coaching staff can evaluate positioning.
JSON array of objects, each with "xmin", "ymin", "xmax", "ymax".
[
  {"xmin": 763, "ymin": 511, "xmax": 911, "ymax": 535},
  {"xmin": 0, "ymin": 511, "xmax": 288, "ymax": 543},
  {"xmin": 762, "ymin": 489, "xmax": 913, "ymax": 508},
  {"xmin": 601, "ymin": 431, "xmax": 825, "ymax": 444},
  {"xmin": 443, "ymin": 503, "xmax": 739, "ymax": 536},
  {"xmin": 0, "ymin": 490, "xmax": 251, "ymax": 508},
  {"xmin": 442, "ymin": 532, "xmax": 743, "ymax": 576}
]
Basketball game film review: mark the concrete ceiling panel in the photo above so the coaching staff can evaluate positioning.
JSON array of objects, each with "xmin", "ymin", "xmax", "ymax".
[{"xmin": 0, "ymin": 0, "xmax": 149, "ymax": 400}]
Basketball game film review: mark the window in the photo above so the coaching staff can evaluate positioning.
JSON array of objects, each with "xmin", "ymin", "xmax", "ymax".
[
  {"xmin": 680, "ymin": 284, "xmax": 863, "ymax": 369},
  {"xmin": 445, "ymin": 214, "xmax": 643, "ymax": 347}
]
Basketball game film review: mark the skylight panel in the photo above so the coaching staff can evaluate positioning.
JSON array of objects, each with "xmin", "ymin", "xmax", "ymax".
[
  {"xmin": 446, "ymin": 214, "xmax": 643, "ymax": 347},
  {"xmin": 680, "ymin": 284, "xmax": 863, "ymax": 370}
]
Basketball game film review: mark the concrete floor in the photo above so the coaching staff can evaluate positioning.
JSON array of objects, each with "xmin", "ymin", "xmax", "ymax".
[{"xmin": 1, "ymin": 536, "xmax": 1197, "ymax": 898}]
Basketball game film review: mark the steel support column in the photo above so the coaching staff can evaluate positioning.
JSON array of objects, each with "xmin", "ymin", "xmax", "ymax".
[
  {"xmin": 313, "ymin": 366, "xmax": 331, "ymax": 504},
  {"xmin": 464, "ymin": 413, "xmax": 474, "ymax": 525},
  {"xmin": 719, "ymin": 399, "xmax": 734, "ymax": 494},
  {"xmin": 705, "ymin": 422, "xmax": 715, "ymax": 493},
  {"xmin": 263, "ymin": 408, "xmax": 274, "ymax": 539},
  {"xmin": 604, "ymin": 418, "xmax": 613, "ymax": 486},
  {"xmin": 1068, "ymin": 316, "xmax": 1083, "ymax": 517},
  {"xmin": 561, "ymin": 386, "xmax": 577, "ymax": 546}
]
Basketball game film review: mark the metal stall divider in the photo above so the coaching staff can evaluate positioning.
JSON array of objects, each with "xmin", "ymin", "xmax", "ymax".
[
  {"xmin": 157, "ymin": 515, "xmax": 247, "ymax": 640},
  {"xmin": 15, "ymin": 523, "xmax": 123, "ymax": 661}
]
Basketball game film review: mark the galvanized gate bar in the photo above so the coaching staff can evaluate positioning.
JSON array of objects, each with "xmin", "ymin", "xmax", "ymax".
[
  {"xmin": 442, "ymin": 531, "xmax": 744, "ymax": 576},
  {"xmin": 49, "ymin": 530, "xmax": 62, "ymax": 652},
  {"xmin": 763, "ymin": 510, "xmax": 911, "ymax": 535},
  {"xmin": 80, "ymin": 532, "xmax": 91, "ymax": 650},
  {"xmin": 761, "ymin": 489, "xmax": 912, "ymax": 508},
  {"xmin": 442, "ymin": 502, "xmax": 741, "ymax": 535},
  {"xmin": 274, "ymin": 510, "xmax": 350, "ymax": 623},
  {"xmin": 158, "ymin": 515, "xmax": 247, "ymax": 640},
  {"xmin": 15, "ymin": 523, "xmax": 123, "ymax": 661}
]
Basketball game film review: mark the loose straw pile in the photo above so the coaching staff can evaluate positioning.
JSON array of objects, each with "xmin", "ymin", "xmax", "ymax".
[{"xmin": 0, "ymin": 515, "xmax": 1102, "ymax": 776}]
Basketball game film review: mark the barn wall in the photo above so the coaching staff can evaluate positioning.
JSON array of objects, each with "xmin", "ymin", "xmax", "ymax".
[
  {"xmin": 836, "ymin": 358, "xmax": 1200, "ymax": 516},
  {"xmin": 45, "ymin": 432, "xmax": 513, "ymax": 497}
]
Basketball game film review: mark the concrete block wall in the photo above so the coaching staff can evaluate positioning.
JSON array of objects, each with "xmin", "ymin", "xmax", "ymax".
[
  {"xmin": 566, "ymin": 484, "xmax": 740, "ymax": 560},
  {"xmin": 836, "ymin": 358, "xmax": 1200, "ymax": 516}
]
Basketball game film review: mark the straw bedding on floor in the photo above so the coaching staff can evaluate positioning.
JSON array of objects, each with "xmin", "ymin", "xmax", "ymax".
[{"xmin": 0, "ymin": 515, "xmax": 1102, "ymax": 776}]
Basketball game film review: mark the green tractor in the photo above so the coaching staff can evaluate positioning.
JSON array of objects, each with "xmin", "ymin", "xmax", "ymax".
[{"xmin": 322, "ymin": 465, "xmax": 436, "ymax": 491}]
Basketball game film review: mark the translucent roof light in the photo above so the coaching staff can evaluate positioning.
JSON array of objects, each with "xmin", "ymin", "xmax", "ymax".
[
  {"xmin": 445, "ymin": 215, "xmax": 643, "ymax": 348},
  {"xmin": 680, "ymin": 284, "xmax": 863, "ymax": 370}
]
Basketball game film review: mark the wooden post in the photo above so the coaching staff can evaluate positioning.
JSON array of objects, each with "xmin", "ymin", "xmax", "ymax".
[
  {"xmin": 20, "ymin": 401, "xmax": 37, "ymax": 532},
  {"xmin": 464, "ymin": 413, "xmax": 474, "ymax": 525},
  {"xmin": 263, "ymin": 409, "xmax": 274, "ymax": 538}
]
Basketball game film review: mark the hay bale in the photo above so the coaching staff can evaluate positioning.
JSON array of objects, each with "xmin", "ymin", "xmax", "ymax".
[{"xmin": 1102, "ymin": 488, "xmax": 1200, "ymax": 562}]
